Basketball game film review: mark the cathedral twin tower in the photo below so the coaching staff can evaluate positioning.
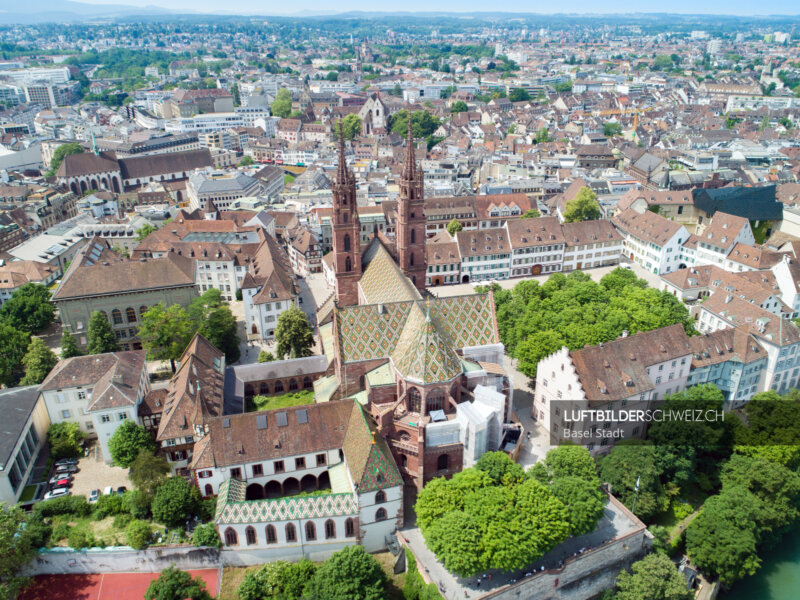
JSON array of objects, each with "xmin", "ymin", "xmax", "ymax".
[{"xmin": 332, "ymin": 120, "xmax": 427, "ymax": 306}]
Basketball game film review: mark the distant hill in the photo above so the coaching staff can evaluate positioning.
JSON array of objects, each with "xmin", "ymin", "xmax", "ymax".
[{"xmin": 1, "ymin": 0, "xmax": 172, "ymax": 23}]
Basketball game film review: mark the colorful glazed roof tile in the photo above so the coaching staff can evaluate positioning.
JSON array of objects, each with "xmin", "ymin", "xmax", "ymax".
[
  {"xmin": 335, "ymin": 293, "xmax": 499, "ymax": 365},
  {"xmin": 215, "ymin": 479, "xmax": 357, "ymax": 525},
  {"xmin": 391, "ymin": 302, "xmax": 462, "ymax": 384},
  {"xmin": 358, "ymin": 239, "xmax": 421, "ymax": 305},
  {"xmin": 342, "ymin": 403, "xmax": 403, "ymax": 493}
]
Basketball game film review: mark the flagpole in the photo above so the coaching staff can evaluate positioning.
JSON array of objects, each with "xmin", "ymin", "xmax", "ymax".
[{"xmin": 631, "ymin": 476, "xmax": 640, "ymax": 516}]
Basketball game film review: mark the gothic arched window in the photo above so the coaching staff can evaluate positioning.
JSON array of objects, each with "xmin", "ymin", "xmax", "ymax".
[
  {"xmin": 344, "ymin": 234, "xmax": 351, "ymax": 252},
  {"xmin": 345, "ymin": 256, "xmax": 352, "ymax": 272},
  {"xmin": 411, "ymin": 229, "xmax": 416, "ymax": 244},
  {"xmin": 408, "ymin": 388, "xmax": 421, "ymax": 414}
]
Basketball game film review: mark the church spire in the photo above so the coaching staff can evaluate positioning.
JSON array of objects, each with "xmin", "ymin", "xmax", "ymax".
[
  {"xmin": 336, "ymin": 120, "xmax": 349, "ymax": 186},
  {"xmin": 402, "ymin": 119, "xmax": 416, "ymax": 181},
  {"xmin": 90, "ymin": 129, "xmax": 99, "ymax": 156}
]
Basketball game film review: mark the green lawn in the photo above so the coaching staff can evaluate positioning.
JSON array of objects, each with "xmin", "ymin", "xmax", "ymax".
[
  {"xmin": 19, "ymin": 485, "xmax": 38, "ymax": 502},
  {"xmin": 246, "ymin": 390, "xmax": 314, "ymax": 412}
]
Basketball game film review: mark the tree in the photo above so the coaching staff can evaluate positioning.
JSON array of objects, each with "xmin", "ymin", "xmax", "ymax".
[
  {"xmin": 534, "ymin": 127, "xmax": 551, "ymax": 144},
  {"xmin": 231, "ymin": 82, "xmax": 241, "ymax": 107},
  {"xmin": 60, "ymin": 330, "xmax": 82, "ymax": 359},
  {"xmin": 306, "ymin": 546, "xmax": 387, "ymax": 600},
  {"xmin": 275, "ymin": 306, "xmax": 314, "ymax": 359},
  {"xmin": 450, "ymin": 100, "xmax": 468, "ymax": 113},
  {"xmin": 20, "ymin": 338, "xmax": 58, "ymax": 385},
  {"xmin": 239, "ymin": 156, "xmax": 255, "ymax": 166},
  {"xmin": 390, "ymin": 109, "xmax": 441, "ymax": 138},
  {"xmin": 87, "ymin": 311, "xmax": 120, "ymax": 354},
  {"xmin": 652, "ymin": 54, "xmax": 675, "ymax": 71},
  {"xmin": 508, "ymin": 88, "xmax": 532, "ymax": 102},
  {"xmin": 151, "ymin": 477, "xmax": 198, "ymax": 528},
  {"xmin": 611, "ymin": 553, "xmax": 692, "ymax": 600},
  {"xmin": 191, "ymin": 523, "xmax": 221, "ymax": 548},
  {"xmin": 138, "ymin": 303, "xmax": 194, "ymax": 371},
  {"xmin": 112, "ymin": 244, "xmax": 130, "ymax": 258},
  {"xmin": 521, "ymin": 209, "xmax": 541, "ymax": 219},
  {"xmin": 563, "ymin": 186, "xmax": 602, "ymax": 223},
  {"xmin": 598, "ymin": 441, "xmax": 669, "ymax": 521},
  {"xmin": 257, "ymin": 350, "xmax": 275, "ymax": 363},
  {"xmin": 336, "ymin": 113, "xmax": 362, "ymax": 140},
  {"xmin": 0, "ymin": 504, "xmax": 37, "ymax": 600},
  {"xmin": 475, "ymin": 451, "xmax": 525, "ymax": 485},
  {"xmin": 271, "ymin": 88, "xmax": 292, "ymax": 118},
  {"xmin": 125, "ymin": 520, "xmax": 152, "ymax": 550},
  {"xmin": 604, "ymin": 122, "xmax": 623, "ymax": 137},
  {"xmin": 46, "ymin": 142, "xmax": 84, "ymax": 177},
  {"xmin": 47, "ymin": 422, "xmax": 85, "ymax": 459},
  {"xmin": 136, "ymin": 223, "xmax": 157, "ymax": 241},
  {"xmin": 188, "ymin": 289, "xmax": 240, "ymax": 363},
  {"xmin": 144, "ymin": 566, "xmax": 213, "ymax": 600},
  {"xmin": 108, "ymin": 421, "xmax": 156, "ymax": 468},
  {"xmin": 549, "ymin": 476, "xmax": 605, "ymax": 536},
  {"xmin": 129, "ymin": 449, "xmax": 170, "ymax": 495},
  {"xmin": 238, "ymin": 560, "xmax": 316, "ymax": 600},
  {"xmin": 0, "ymin": 284, "xmax": 55, "ymax": 334},
  {"xmin": 531, "ymin": 445, "xmax": 599, "ymax": 482},
  {"xmin": 446, "ymin": 218, "xmax": 463, "ymax": 236},
  {"xmin": 0, "ymin": 323, "xmax": 29, "ymax": 386}
]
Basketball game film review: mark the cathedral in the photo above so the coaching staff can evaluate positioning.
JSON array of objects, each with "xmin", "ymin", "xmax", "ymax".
[{"xmin": 317, "ymin": 122, "xmax": 513, "ymax": 490}]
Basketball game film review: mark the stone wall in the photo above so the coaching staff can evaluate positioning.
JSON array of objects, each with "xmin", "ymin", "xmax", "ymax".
[{"xmin": 25, "ymin": 546, "xmax": 220, "ymax": 575}]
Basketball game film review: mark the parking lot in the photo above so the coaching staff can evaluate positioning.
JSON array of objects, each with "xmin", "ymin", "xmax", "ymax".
[{"xmin": 50, "ymin": 441, "xmax": 131, "ymax": 500}]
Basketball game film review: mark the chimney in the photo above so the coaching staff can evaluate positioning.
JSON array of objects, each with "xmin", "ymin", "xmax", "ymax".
[{"xmin": 112, "ymin": 373, "xmax": 123, "ymax": 386}]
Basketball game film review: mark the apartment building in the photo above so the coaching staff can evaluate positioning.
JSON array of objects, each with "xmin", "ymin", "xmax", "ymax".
[
  {"xmin": 455, "ymin": 228, "xmax": 512, "ymax": 284},
  {"xmin": 613, "ymin": 208, "xmax": 689, "ymax": 275},
  {"xmin": 506, "ymin": 217, "xmax": 565, "ymax": 277},
  {"xmin": 561, "ymin": 220, "xmax": 623, "ymax": 272}
]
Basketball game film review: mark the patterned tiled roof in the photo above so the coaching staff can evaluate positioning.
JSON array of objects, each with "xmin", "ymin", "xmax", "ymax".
[
  {"xmin": 358, "ymin": 239, "xmax": 421, "ymax": 305},
  {"xmin": 336, "ymin": 293, "xmax": 499, "ymax": 364},
  {"xmin": 215, "ymin": 479, "xmax": 357, "ymax": 525},
  {"xmin": 342, "ymin": 403, "xmax": 402, "ymax": 492},
  {"xmin": 391, "ymin": 302, "xmax": 462, "ymax": 384}
]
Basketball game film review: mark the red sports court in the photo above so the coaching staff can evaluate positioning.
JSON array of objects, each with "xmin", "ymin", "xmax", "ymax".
[{"xmin": 20, "ymin": 569, "xmax": 219, "ymax": 600}]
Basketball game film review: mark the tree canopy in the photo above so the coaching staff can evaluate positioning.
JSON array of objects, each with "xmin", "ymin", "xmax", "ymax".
[
  {"xmin": 238, "ymin": 559, "xmax": 316, "ymax": 600},
  {"xmin": 87, "ymin": 311, "xmax": 120, "ymax": 354},
  {"xmin": 144, "ymin": 566, "xmax": 212, "ymax": 600},
  {"xmin": 416, "ymin": 451, "xmax": 601, "ymax": 576},
  {"xmin": 276, "ymin": 306, "xmax": 314, "ymax": 359},
  {"xmin": 598, "ymin": 440, "xmax": 670, "ymax": 521},
  {"xmin": 271, "ymin": 88, "xmax": 292, "ymax": 118},
  {"xmin": 305, "ymin": 546, "xmax": 387, "ymax": 600},
  {"xmin": 521, "ymin": 209, "xmax": 541, "ymax": 219},
  {"xmin": 610, "ymin": 552, "xmax": 693, "ymax": 600},
  {"xmin": 446, "ymin": 218, "xmax": 463, "ymax": 236},
  {"xmin": 563, "ymin": 186, "xmax": 602, "ymax": 223},
  {"xmin": 46, "ymin": 142, "xmax": 84, "ymax": 177},
  {"xmin": 450, "ymin": 100, "xmax": 468, "ymax": 113},
  {"xmin": 60, "ymin": 330, "xmax": 81, "ymax": 359},
  {"xmin": 129, "ymin": 449, "xmax": 170, "ymax": 495},
  {"xmin": 151, "ymin": 477, "xmax": 199, "ymax": 528},
  {"xmin": 136, "ymin": 223, "xmax": 157, "ymax": 241},
  {"xmin": 138, "ymin": 303, "xmax": 195, "ymax": 371},
  {"xmin": 491, "ymin": 270, "xmax": 695, "ymax": 378},
  {"xmin": 188, "ymin": 289, "xmax": 240, "ymax": 363},
  {"xmin": 0, "ymin": 504, "xmax": 38, "ymax": 600},
  {"xmin": 0, "ymin": 283, "xmax": 55, "ymax": 334},
  {"xmin": 20, "ymin": 338, "xmax": 58, "ymax": 385},
  {"xmin": 0, "ymin": 323, "xmax": 29, "ymax": 386},
  {"xmin": 508, "ymin": 88, "xmax": 532, "ymax": 102},
  {"xmin": 389, "ymin": 109, "xmax": 441, "ymax": 138},
  {"xmin": 336, "ymin": 113, "xmax": 362, "ymax": 140},
  {"xmin": 604, "ymin": 122, "xmax": 623, "ymax": 137},
  {"xmin": 108, "ymin": 421, "xmax": 156, "ymax": 468},
  {"xmin": 47, "ymin": 422, "xmax": 85, "ymax": 459}
]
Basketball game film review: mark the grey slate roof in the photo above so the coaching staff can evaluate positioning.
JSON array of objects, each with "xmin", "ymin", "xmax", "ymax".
[{"xmin": 0, "ymin": 386, "xmax": 41, "ymax": 470}]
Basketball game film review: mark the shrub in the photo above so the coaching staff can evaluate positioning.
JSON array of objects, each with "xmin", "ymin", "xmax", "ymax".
[
  {"xmin": 672, "ymin": 500, "xmax": 694, "ymax": 521},
  {"xmin": 47, "ymin": 422, "xmax": 85, "ymax": 459},
  {"xmin": 94, "ymin": 493, "xmax": 127, "ymax": 518},
  {"xmin": 51, "ymin": 523, "xmax": 70, "ymax": 542},
  {"xmin": 34, "ymin": 495, "xmax": 91, "ymax": 518},
  {"xmin": 125, "ymin": 520, "xmax": 152, "ymax": 550},
  {"xmin": 191, "ymin": 523, "xmax": 221, "ymax": 548},
  {"xmin": 124, "ymin": 489, "xmax": 152, "ymax": 520},
  {"xmin": 67, "ymin": 529, "xmax": 89, "ymax": 549},
  {"xmin": 113, "ymin": 513, "xmax": 133, "ymax": 529},
  {"xmin": 197, "ymin": 497, "xmax": 216, "ymax": 522},
  {"xmin": 25, "ymin": 515, "xmax": 53, "ymax": 549}
]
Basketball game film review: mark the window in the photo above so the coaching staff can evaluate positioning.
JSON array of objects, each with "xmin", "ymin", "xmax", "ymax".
[
  {"xmin": 252, "ymin": 464, "xmax": 263, "ymax": 477},
  {"xmin": 408, "ymin": 388, "xmax": 421, "ymax": 413},
  {"xmin": 286, "ymin": 523, "xmax": 297, "ymax": 542},
  {"xmin": 139, "ymin": 306, "xmax": 148, "ymax": 317},
  {"xmin": 437, "ymin": 454, "xmax": 449, "ymax": 472},
  {"xmin": 266, "ymin": 525, "xmax": 277, "ymax": 544},
  {"xmin": 245, "ymin": 526, "xmax": 257, "ymax": 546},
  {"xmin": 345, "ymin": 518, "xmax": 355, "ymax": 537},
  {"xmin": 126, "ymin": 307, "xmax": 137, "ymax": 323},
  {"xmin": 289, "ymin": 378, "xmax": 298, "ymax": 391},
  {"xmin": 274, "ymin": 460, "xmax": 285, "ymax": 473},
  {"xmin": 305, "ymin": 522, "xmax": 316, "ymax": 541},
  {"xmin": 205, "ymin": 484, "xmax": 213, "ymax": 496},
  {"xmin": 325, "ymin": 519, "xmax": 336, "ymax": 539},
  {"xmin": 112, "ymin": 309, "xmax": 123, "ymax": 325},
  {"xmin": 316, "ymin": 453, "xmax": 326, "ymax": 466},
  {"xmin": 224, "ymin": 528, "xmax": 238, "ymax": 546},
  {"xmin": 118, "ymin": 412, "xmax": 128, "ymax": 421},
  {"xmin": 198, "ymin": 470, "xmax": 212, "ymax": 479},
  {"xmin": 376, "ymin": 508, "xmax": 387, "ymax": 521},
  {"xmin": 77, "ymin": 391, "xmax": 86, "ymax": 400},
  {"xmin": 344, "ymin": 234, "xmax": 351, "ymax": 252},
  {"xmin": 375, "ymin": 490, "xmax": 386, "ymax": 504},
  {"xmin": 295, "ymin": 457, "xmax": 306, "ymax": 470},
  {"xmin": 61, "ymin": 409, "xmax": 71, "ymax": 419},
  {"xmin": 231, "ymin": 468, "xmax": 242, "ymax": 479}
]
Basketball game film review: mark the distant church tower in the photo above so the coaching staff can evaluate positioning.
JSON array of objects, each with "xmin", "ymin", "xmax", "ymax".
[
  {"xmin": 331, "ymin": 123, "xmax": 362, "ymax": 306},
  {"xmin": 396, "ymin": 121, "xmax": 427, "ymax": 291}
]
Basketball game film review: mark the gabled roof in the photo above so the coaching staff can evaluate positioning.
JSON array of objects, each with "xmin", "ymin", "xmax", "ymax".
[
  {"xmin": 341, "ymin": 403, "xmax": 402, "ymax": 492},
  {"xmin": 612, "ymin": 208, "xmax": 685, "ymax": 248},
  {"xmin": 359, "ymin": 238, "xmax": 421, "ymax": 305},
  {"xmin": 692, "ymin": 185, "xmax": 782, "ymax": 221}
]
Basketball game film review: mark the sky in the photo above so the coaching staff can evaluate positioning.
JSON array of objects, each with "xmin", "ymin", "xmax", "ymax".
[{"xmin": 72, "ymin": 0, "xmax": 800, "ymax": 17}]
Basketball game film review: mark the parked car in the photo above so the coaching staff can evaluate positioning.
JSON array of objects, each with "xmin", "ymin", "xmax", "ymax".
[
  {"xmin": 49, "ymin": 474, "xmax": 72, "ymax": 485},
  {"xmin": 116, "ymin": 486, "xmax": 127, "ymax": 496},
  {"xmin": 54, "ymin": 458, "xmax": 78, "ymax": 467},
  {"xmin": 55, "ymin": 464, "xmax": 78, "ymax": 475},
  {"xmin": 51, "ymin": 478, "xmax": 71, "ymax": 490},
  {"xmin": 89, "ymin": 489, "xmax": 101, "ymax": 503},
  {"xmin": 103, "ymin": 486, "xmax": 113, "ymax": 496},
  {"xmin": 43, "ymin": 489, "xmax": 71, "ymax": 500}
]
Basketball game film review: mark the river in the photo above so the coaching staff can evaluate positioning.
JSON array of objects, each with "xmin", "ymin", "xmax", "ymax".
[{"xmin": 721, "ymin": 531, "xmax": 800, "ymax": 600}]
